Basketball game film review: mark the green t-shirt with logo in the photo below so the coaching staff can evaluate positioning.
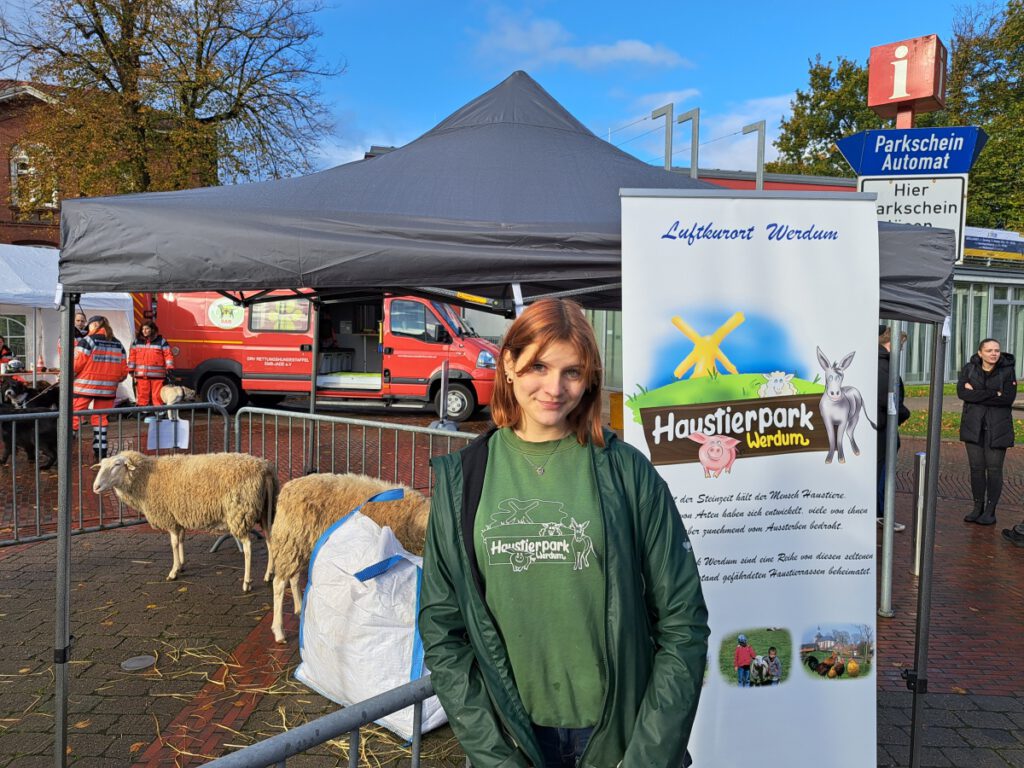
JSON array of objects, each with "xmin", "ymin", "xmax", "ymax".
[{"xmin": 474, "ymin": 428, "xmax": 606, "ymax": 728}]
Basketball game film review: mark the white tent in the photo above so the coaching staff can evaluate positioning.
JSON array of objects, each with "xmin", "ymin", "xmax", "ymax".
[{"xmin": 0, "ymin": 244, "xmax": 134, "ymax": 399}]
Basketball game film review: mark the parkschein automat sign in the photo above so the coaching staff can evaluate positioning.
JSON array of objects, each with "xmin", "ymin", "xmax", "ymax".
[{"xmin": 836, "ymin": 127, "xmax": 987, "ymax": 176}]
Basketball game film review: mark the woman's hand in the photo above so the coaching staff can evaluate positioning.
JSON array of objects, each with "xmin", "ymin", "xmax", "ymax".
[{"xmin": 965, "ymin": 382, "xmax": 974, "ymax": 390}]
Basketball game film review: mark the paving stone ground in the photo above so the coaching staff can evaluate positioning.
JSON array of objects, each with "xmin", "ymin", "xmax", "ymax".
[{"xmin": 1, "ymin": 433, "xmax": 1022, "ymax": 767}]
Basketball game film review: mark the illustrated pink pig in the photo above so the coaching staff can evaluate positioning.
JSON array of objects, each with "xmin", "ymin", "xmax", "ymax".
[{"xmin": 687, "ymin": 432, "xmax": 739, "ymax": 478}]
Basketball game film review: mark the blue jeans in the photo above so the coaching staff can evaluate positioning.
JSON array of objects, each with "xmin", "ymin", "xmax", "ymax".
[
  {"xmin": 737, "ymin": 666, "xmax": 750, "ymax": 687},
  {"xmin": 532, "ymin": 725, "xmax": 594, "ymax": 768}
]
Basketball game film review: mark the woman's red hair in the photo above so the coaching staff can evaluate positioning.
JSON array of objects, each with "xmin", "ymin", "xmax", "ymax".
[{"xmin": 491, "ymin": 298, "xmax": 604, "ymax": 446}]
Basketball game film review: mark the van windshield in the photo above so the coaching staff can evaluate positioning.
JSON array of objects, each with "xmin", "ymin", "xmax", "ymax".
[{"xmin": 432, "ymin": 302, "xmax": 476, "ymax": 337}]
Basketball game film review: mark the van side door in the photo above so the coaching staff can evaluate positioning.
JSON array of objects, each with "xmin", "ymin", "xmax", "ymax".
[{"xmin": 384, "ymin": 298, "xmax": 451, "ymax": 399}]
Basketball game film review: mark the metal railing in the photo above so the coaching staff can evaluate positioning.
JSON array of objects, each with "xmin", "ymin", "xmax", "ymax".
[
  {"xmin": 204, "ymin": 676, "xmax": 436, "ymax": 767},
  {"xmin": 234, "ymin": 407, "xmax": 478, "ymax": 492},
  {"xmin": 1, "ymin": 402, "xmax": 229, "ymax": 546}
]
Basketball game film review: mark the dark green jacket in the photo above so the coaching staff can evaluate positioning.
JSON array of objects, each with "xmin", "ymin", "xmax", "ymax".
[{"xmin": 418, "ymin": 429, "xmax": 709, "ymax": 768}]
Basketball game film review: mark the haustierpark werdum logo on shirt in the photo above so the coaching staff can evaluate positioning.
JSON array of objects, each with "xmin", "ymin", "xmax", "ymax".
[{"xmin": 480, "ymin": 499, "xmax": 595, "ymax": 573}]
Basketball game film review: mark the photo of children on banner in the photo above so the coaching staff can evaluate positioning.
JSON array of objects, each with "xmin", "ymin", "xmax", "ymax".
[
  {"xmin": 799, "ymin": 624, "xmax": 873, "ymax": 680},
  {"xmin": 722, "ymin": 629, "xmax": 791, "ymax": 687}
]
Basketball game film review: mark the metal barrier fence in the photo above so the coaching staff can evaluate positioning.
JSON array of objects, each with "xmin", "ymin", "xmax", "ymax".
[
  {"xmin": 234, "ymin": 407, "xmax": 478, "ymax": 492},
  {"xmin": 204, "ymin": 676, "xmax": 437, "ymax": 767},
  {"xmin": 0, "ymin": 402, "xmax": 229, "ymax": 546}
]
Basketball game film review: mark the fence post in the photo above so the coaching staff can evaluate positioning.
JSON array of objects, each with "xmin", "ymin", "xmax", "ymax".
[{"xmin": 911, "ymin": 451, "xmax": 927, "ymax": 577}]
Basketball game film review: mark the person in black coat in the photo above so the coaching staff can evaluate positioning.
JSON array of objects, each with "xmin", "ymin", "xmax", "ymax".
[
  {"xmin": 957, "ymin": 338, "xmax": 1017, "ymax": 525},
  {"xmin": 877, "ymin": 326, "xmax": 911, "ymax": 532}
]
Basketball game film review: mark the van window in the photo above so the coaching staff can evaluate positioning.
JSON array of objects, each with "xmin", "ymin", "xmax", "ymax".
[
  {"xmin": 250, "ymin": 298, "xmax": 310, "ymax": 333},
  {"xmin": 390, "ymin": 300, "xmax": 446, "ymax": 343}
]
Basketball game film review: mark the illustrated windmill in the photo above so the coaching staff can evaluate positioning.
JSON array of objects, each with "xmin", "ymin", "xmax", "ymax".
[{"xmin": 672, "ymin": 312, "xmax": 745, "ymax": 379}]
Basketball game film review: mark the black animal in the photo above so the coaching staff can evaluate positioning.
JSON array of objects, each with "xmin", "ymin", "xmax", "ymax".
[
  {"xmin": 804, "ymin": 655, "xmax": 820, "ymax": 672},
  {"xmin": 0, "ymin": 406, "xmax": 58, "ymax": 470},
  {"xmin": 2, "ymin": 379, "xmax": 59, "ymax": 410}
]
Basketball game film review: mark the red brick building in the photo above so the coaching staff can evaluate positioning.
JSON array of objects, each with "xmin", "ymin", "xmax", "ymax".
[{"xmin": 0, "ymin": 81, "xmax": 60, "ymax": 247}]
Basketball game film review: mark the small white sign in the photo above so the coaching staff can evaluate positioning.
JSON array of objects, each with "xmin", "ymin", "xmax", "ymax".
[
  {"xmin": 859, "ymin": 174, "xmax": 967, "ymax": 261},
  {"xmin": 147, "ymin": 420, "xmax": 189, "ymax": 450}
]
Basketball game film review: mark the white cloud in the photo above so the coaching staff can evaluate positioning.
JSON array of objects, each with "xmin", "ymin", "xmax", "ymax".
[
  {"xmin": 475, "ymin": 10, "xmax": 689, "ymax": 71},
  {"xmin": 313, "ymin": 115, "xmax": 417, "ymax": 171},
  {"xmin": 633, "ymin": 88, "xmax": 702, "ymax": 111},
  {"xmin": 696, "ymin": 94, "xmax": 793, "ymax": 171}
]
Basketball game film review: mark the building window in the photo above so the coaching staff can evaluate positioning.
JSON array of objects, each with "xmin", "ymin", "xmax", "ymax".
[
  {"xmin": 9, "ymin": 145, "xmax": 57, "ymax": 210},
  {"xmin": 0, "ymin": 314, "xmax": 28, "ymax": 359}
]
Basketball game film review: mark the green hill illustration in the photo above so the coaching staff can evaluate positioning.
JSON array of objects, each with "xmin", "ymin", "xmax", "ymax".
[{"xmin": 626, "ymin": 373, "xmax": 824, "ymax": 424}]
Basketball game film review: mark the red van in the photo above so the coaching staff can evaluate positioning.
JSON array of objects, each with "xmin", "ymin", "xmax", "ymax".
[{"xmin": 139, "ymin": 292, "xmax": 498, "ymax": 421}]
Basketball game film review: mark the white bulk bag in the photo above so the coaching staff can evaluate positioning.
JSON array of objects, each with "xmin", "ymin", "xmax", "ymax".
[{"xmin": 294, "ymin": 488, "xmax": 447, "ymax": 740}]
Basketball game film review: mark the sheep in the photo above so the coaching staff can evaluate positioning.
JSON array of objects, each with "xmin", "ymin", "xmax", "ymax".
[
  {"xmin": 92, "ymin": 451, "xmax": 277, "ymax": 592},
  {"xmin": 267, "ymin": 473, "xmax": 430, "ymax": 644},
  {"xmin": 758, "ymin": 371, "xmax": 797, "ymax": 398}
]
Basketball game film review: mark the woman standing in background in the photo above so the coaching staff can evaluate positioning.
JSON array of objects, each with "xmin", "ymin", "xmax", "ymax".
[{"xmin": 958, "ymin": 338, "xmax": 1017, "ymax": 526}]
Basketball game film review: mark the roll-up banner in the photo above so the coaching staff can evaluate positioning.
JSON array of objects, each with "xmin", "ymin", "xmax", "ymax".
[{"xmin": 621, "ymin": 190, "xmax": 879, "ymax": 767}]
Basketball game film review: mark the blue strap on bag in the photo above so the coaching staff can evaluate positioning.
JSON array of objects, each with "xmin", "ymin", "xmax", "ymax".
[{"xmin": 298, "ymin": 487, "xmax": 406, "ymax": 649}]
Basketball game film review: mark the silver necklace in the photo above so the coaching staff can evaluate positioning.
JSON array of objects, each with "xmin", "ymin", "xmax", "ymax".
[{"xmin": 518, "ymin": 436, "xmax": 563, "ymax": 476}]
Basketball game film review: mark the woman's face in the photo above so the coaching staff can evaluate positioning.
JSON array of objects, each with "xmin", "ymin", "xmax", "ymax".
[
  {"xmin": 979, "ymin": 341, "xmax": 1001, "ymax": 367},
  {"xmin": 503, "ymin": 340, "xmax": 587, "ymax": 441},
  {"xmin": 142, "ymin": 325, "xmax": 154, "ymax": 338}
]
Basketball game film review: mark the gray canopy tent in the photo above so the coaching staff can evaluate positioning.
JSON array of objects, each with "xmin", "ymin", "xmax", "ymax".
[{"xmin": 55, "ymin": 70, "xmax": 953, "ymax": 767}]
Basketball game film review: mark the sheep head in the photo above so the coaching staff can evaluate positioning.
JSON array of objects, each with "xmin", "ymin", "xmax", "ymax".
[{"xmin": 92, "ymin": 450, "xmax": 145, "ymax": 494}]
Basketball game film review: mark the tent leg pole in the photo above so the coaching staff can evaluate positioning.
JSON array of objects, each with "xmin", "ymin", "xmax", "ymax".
[
  {"xmin": 908, "ymin": 320, "xmax": 946, "ymax": 768},
  {"xmin": 879, "ymin": 320, "xmax": 904, "ymax": 617},
  {"xmin": 54, "ymin": 292, "xmax": 78, "ymax": 768},
  {"xmin": 307, "ymin": 300, "xmax": 320, "ymax": 473}
]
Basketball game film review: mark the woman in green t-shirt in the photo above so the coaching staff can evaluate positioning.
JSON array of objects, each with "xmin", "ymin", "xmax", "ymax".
[{"xmin": 419, "ymin": 298, "xmax": 709, "ymax": 768}]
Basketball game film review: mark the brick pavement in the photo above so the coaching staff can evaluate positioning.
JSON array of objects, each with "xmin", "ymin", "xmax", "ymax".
[{"xmin": 0, "ymin": 435, "xmax": 1022, "ymax": 767}]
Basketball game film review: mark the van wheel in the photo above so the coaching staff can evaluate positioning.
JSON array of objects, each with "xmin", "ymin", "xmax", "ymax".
[
  {"xmin": 200, "ymin": 375, "xmax": 245, "ymax": 413},
  {"xmin": 437, "ymin": 383, "xmax": 475, "ymax": 422}
]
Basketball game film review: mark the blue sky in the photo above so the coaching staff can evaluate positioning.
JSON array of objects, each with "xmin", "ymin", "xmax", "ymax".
[{"xmin": 312, "ymin": 1, "xmax": 959, "ymax": 172}]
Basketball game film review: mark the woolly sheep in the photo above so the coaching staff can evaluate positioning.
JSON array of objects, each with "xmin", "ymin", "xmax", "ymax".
[
  {"xmin": 268, "ymin": 473, "xmax": 430, "ymax": 643},
  {"xmin": 758, "ymin": 371, "xmax": 797, "ymax": 398},
  {"xmin": 92, "ymin": 451, "xmax": 277, "ymax": 592}
]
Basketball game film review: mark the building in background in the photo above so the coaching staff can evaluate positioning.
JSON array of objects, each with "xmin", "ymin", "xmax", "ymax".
[{"xmin": 0, "ymin": 81, "xmax": 60, "ymax": 247}]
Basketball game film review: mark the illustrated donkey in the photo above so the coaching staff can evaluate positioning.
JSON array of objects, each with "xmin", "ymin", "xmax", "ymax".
[
  {"xmin": 816, "ymin": 347, "xmax": 877, "ymax": 464},
  {"xmin": 569, "ymin": 518, "xmax": 594, "ymax": 571}
]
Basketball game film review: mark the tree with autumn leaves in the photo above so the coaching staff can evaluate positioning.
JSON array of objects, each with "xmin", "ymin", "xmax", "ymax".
[
  {"xmin": 766, "ymin": 0, "xmax": 1024, "ymax": 231},
  {"xmin": 0, "ymin": 0, "xmax": 340, "ymax": 211}
]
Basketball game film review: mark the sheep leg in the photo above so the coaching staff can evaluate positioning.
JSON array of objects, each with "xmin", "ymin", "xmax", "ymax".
[
  {"xmin": 272, "ymin": 576, "xmax": 287, "ymax": 643},
  {"xmin": 167, "ymin": 529, "xmax": 183, "ymax": 580},
  {"xmin": 263, "ymin": 543, "xmax": 274, "ymax": 584},
  {"xmin": 241, "ymin": 535, "xmax": 253, "ymax": 592},
  {"xmin": 290, "ymin": 574, "xmax": 301, "ymax": 615}
]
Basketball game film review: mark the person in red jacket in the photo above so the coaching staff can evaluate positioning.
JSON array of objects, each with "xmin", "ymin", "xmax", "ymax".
[
  {"xmin": 128, "ymin": 322, "xmax": 174, "ymax": 408},
  {"xmin": 74, "ymin": 316, "xmax": 128, "ymax": 460}
]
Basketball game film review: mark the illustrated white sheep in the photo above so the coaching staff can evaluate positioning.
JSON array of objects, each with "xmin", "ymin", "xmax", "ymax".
[
  {"xmin": 758, "ymin": 371, "xmax": 797, "ymax": 397},
  {"xmin": 92, "ymin": 451, "xmax": 277, "ymax": 591},
  {"xmin": 267, "ymin": 473, "xmax": 430, "ymax": 644}
]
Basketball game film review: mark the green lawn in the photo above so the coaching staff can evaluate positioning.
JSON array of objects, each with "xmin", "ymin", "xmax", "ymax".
[
  {"xmin": 899, "ymin": 411, "xmax": 1024, "ymax": 443},
  {"xmin": 903, "ymin": 383, "xmax": 957, "ymax": 398}
]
